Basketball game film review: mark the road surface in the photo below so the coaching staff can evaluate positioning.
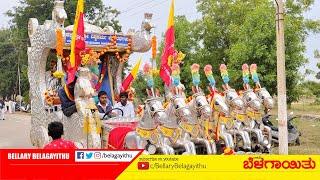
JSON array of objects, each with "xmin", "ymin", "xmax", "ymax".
[{"xmin": 0, "ymin": 112, "xmax": 33, "ymax": 148}]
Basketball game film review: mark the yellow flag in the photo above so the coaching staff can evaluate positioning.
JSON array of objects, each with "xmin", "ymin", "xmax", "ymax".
[
  {"xmin": 120, "ymin": 58, "xmax": 142, "ymax": 92},
  {"xmin": 131, "ymin": 58, "xmax": 142, "ymax": 78},
  {"xmin": 167, "ymin": 0, "xmax": 174, "ymax": 28},
  {"xmin": 70, "ymin": 0, "xmax": 84, "ymax": 68}
]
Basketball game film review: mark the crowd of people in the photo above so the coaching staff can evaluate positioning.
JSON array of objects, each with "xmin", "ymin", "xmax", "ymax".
[{"xmin": 0, "ymin": 99, "xmax": 18, "ymax": 120}]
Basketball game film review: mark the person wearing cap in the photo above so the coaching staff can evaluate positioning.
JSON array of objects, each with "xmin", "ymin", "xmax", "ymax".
[{"xmin": 114, "ymin": 91, "xmax": 135, "ymax": 118}]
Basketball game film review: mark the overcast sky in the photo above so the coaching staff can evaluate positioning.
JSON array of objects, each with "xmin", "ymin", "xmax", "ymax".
[{"xmin": 0, "ymin": 0, "xmax": 319, "ymax": 81}]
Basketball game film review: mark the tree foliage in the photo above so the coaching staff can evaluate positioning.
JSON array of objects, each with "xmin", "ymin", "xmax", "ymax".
[
  {"xmin": 0, "ymin": 0, "xmax": 121, "ymax": 99},
  {"xmin": 171, "ymin": 0, "xmax": 319, "ymax": 105},
  {"xmin": 299, "ymin": 81, "xmax": 320, "ymax": 104}
]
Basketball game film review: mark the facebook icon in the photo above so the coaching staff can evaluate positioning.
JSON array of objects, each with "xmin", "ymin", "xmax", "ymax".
[{"xmin": 76, "ymin": 152, "xmax": 84, "ymax": 159}]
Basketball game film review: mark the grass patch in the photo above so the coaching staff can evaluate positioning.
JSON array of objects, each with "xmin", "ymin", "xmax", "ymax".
[{"xmin": 269, "ymin": 117, "xmax": 320, "ymax": 154}]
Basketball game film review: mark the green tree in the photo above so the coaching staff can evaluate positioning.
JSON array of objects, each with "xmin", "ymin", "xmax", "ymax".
[
  {"xmin": 6, "ymin": 0, "xmax": 121, "ymax": 33},
  {"xmin": 300, "ymin": 81, "xmax": 320, "ymax": 104},
  {"xmin": 0, "ymin": 0, "xmax": 121, "ymax": 99},
  {"xmin": 0, "ymin": 30, "xmax": 16, "ymax": 97},
  {"xmin": 175, "ymin": 0, "xmax": 320, "ymax": 105},
  {"xmin": 132, "ymin": 72, "xmax": 147, "ymax": 104}
]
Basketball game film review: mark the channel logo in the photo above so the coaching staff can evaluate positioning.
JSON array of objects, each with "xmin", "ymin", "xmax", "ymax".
[
  {"xmin": 86, "ymin": 152, "xmax": 93, "ymax": 159},
  {"xmin": 74, "ymin": 150, "xmax": 140, "ymax": 162},
  {"xmin": 138, "ymin": 162, "xmax": 150, "ymax": 170},
  {"xmin": 76, "ymin": 151, "xmax": 93, "ymax": 160},
  {"xmin": 94, "ymin": 152, "xmax": 101, "ymax": 159},
  {"xmin": 76, "ymin": 152, "xmax": 84, "ymax": 159}
]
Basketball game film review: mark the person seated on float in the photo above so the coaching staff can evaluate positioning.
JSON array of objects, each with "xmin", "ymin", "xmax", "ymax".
[
  {"xmin": 96, "ymin": 91, "xmax": 113, "ymax": 119},
  {"xmin": 113, "ymin": 91, "xmax": 135, "ymax": 118},
  {"xmin": 44, "ymin": 121, "xmax": 77, "ymax": 149},
  {"xmin": 45, "ymin": 59, "xmax": 60, "ymax": 91}
]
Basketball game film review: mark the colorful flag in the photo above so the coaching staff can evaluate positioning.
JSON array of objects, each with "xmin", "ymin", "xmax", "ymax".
[
  {"xmin": 120, "ymin": 58, "xmax": 142, "ymax": 92},
  {"xmin": 67, "ymin": 0, "xmax": 85, "ymax": 84},
  {"xmin": 159, "ymin": 0, "xmax": 175, "ymax": 86}
]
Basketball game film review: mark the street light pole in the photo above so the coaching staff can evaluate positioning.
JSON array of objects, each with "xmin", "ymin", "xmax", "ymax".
[{"xmin": 275, "ymin": 0, "xmax": 288, "ymax": 154}]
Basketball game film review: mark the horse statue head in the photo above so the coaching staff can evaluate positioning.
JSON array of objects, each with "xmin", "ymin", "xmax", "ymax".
[
  {"xmin": 52, "ymin": 0, "xmax": 67, "ymax": 27},
  {"xmin": 140, "ymin": 95, "xmax": 170, "ymax": 129},
  {"xmin": 255, "ymin": 88, "xmax": 273, "ymax": 110},
  {"xmin": 140, "ymin": 63, "xmax": 170, "ymax": 128},
  {"xmin": 242, "ymin": 89, "xmax": 262, "ymax": 111},
  {"xmin": 191, "ymin": 91, "xmax": 212, "ymax": 119},
  {"xmin": 224, "ymin": 89, "xmax": 244, "ymax": 111},
  {"xmin": 241, "ymin": 64, "xmax": 262, "ymax": 111},
  {"xmin": 218, "ymin": 64, "xmax": 245, "ymax": 111},
  {"xmin": 188, "ymin": 64, "xmax": 212, "ymax": 119},
  {"xmin": 209, "ymin": 91, "xmax": 230, "ymax": 116},
  {"xmin": 249, "ymin": 64, "xmax": 274, "ymax": 110},
  {"xmin": 170, "ymin": 93, "xmax": 194, "ymax": 123}
]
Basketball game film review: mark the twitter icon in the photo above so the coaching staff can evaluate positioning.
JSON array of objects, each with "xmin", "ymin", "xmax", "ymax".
[{"xmin": 86, "ymin": 152, "xmax": 93, "ymax": 159}]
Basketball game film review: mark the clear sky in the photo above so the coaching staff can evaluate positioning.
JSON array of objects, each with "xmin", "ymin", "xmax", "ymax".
[{"xmin": 0, "ymin": 0, "xmax": 319, "ymax": 81}]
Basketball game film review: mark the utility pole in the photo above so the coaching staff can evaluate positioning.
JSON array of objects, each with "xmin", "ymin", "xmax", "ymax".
[
  {"xmin": 275, "ymin": 0, "xmax": 288, "ymax": 154},
  {"xmin": 18, "ymin": 54, "xmax": 22, "ymax": 109}
]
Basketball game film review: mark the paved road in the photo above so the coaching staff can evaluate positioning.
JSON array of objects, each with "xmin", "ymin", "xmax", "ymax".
[{"xmin": 0, "ymin": 112, "xmax": 33, "ymax": 148}]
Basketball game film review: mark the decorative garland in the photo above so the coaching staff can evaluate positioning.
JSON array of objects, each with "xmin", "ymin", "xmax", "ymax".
[
  {"xmin": 190, "ymin": 63, "xmax": 200, "ymax": 86},
  {"xmin": 115, "ymin": 35, "xmax": 132, "ymax": 63},
  {"xmin": 53, "ymin": 28, "xmax": 65, "ymax": 79},
  {"xmin": 151, "ymin": 35, "xmax": 157, "ymax": 59},
  {"xmin": 61, "ymin": 35, "xmax": 133, "ymax": 64},
  {"xmin": 80, "ymin": 48, "xmax": 100, "ymax": 66},
  {"xmin": 56, "ymin": 29, "xmax": 64, "ymax": 57}
]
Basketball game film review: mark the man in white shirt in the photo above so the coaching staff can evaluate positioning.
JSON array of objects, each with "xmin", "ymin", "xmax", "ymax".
[
  {"xmin": 45, "ymin": 60, "xmax": 60, "ymax": 91},
  {"xmin": 8, "ymin": 100, "xmax": 13, "ymax": 114},
  {"xmin": 0, "ymin": 99, "xmax": 5, "ymax": 120},
  {"xmin": 96, "ymin": 91, "xmax": 113, "ymax": 119},
  {"xmin": 114, "ymin": 92, "xmax": 135, "ymax": 118}
]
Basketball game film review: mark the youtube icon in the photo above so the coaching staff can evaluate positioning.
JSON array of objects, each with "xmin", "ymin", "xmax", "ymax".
[{"xmin": 137, "ymin": 162, "xmax": 149, "ymax": 170}]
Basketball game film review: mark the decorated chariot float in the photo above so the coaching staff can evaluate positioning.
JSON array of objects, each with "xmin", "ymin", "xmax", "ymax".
[{"xmin": 28, "ymin": 0, "xmax": 275, "ymax": 154}]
